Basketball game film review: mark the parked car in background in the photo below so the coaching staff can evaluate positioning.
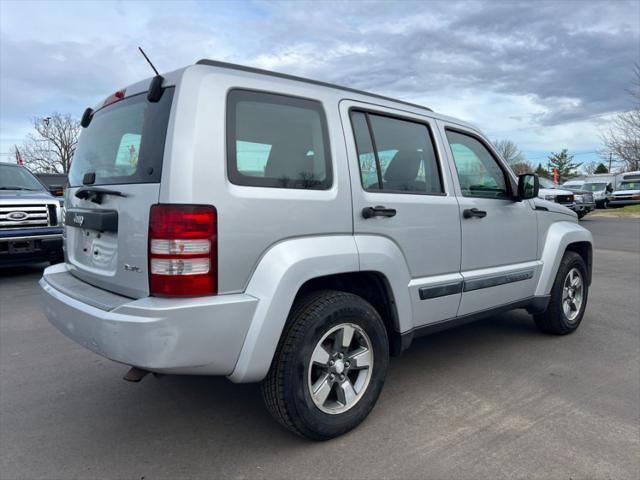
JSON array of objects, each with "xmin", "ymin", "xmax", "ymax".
[
  {"xmin": 581, "ymin": 181, "xmax": 613, "ymax": 208},
  {"xmin": 609, "ymin": 179, "xmax": 640, "ymax": 207},
  {"xmin": 562, "ymin": 179, "xmax": 585, "ymax": 190},
  {"xmin": 539, "ymin": 178, "xmax": 593, "ymax": 219},
  {"xmin": 39, "ymin": 60, "xmax": 593, "ymax": 440},
  {"xmin": 1, "ymin": 164, "xmax": 64, "ymax": 266}
]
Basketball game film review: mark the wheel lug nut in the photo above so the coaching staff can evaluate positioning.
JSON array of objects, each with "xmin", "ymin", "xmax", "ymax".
[
  {"xmin": 329, "ymin": 360, "xmax": 334, "ymax": 366},
  {"xmin": 339, "ymin": 374, "xmax": 345, "ymax": 381},
  {"xmin": 329, "ymin": 374, "xmax": 335, "ymax": 381},
  {"xmin": 345, "ymin": 361, "xmax": 350, "ymax": 368}
]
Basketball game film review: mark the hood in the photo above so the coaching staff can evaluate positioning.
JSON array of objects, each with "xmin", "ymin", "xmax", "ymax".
[
  {"xmin": 0, "ymin": 189, "xmax": 55, "ymax": 202},
  {"xmin": 538, "ymin": 187, "xmax": 574, "ymax": 196},
  {"xmin": 532, "ymin": 198, "xmax": 577, "ymax": 218},
  {"xmin": 612, "ymin": 189, "xmax": 640, "ymax": 195}
]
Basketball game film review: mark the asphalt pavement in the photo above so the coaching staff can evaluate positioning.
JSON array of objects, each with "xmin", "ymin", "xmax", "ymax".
[{"xmin": 1, "ymin": 216, "xmax": 638, "ymax": 479}]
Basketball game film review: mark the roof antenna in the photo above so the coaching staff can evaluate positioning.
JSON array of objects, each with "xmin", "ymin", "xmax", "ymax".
[{"xmin": 138, "ymin": 46, "xmax": 164, "ymax": 102}]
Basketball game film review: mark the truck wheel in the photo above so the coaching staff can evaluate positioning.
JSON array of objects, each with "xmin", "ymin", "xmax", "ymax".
[
  {"xmin": 534, "ymin": 251, "xmax": 588, "ymax": 335},
  {"xmin": 261, "ymin": 290, "xmax": 389, "ymax": 440}
]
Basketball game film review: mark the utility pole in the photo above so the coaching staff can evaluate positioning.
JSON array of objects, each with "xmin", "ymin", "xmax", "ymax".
[
  {"xmin": 608, "ymin": 152, "xmax": 612, "ymax": 173},
  {"xmin": 43, "ymin": 117, "xmax": 51, "ymax": 172}
]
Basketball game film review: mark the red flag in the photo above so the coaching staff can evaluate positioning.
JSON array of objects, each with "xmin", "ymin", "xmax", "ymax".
[
  {"xmin": 15, "ymin": 146, "xmax": 24, "ymax": 165},
  {"xmin": 553, "ymin": 168, "xmax": 558, "ymax": 186}
]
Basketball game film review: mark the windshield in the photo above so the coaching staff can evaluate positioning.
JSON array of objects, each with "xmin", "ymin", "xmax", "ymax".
[
  {"xmin": 69, "ymin": 88, "xmax": 174, "ymax": 187},
  {"xmin": 0, "ymin": 165, "xmax": 45, "ymax": 191},
  {"xmin": 582, "ymin": 182, "xmax": 606, "ymax": 192},
  {"xmin": 538, "ymin": 177, "xmax": 556, "ymax": 189},
  {"xmin": 619, "ymin": 181, "xmax": 640, "ymax": 190}
]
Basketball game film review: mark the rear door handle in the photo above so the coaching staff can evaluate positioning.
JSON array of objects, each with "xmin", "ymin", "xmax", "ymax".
[
  {"xmin": 463, "ymin": 208, "xmax": 487, "ymax": 219},
  {"xmin": 362, "ymin": 206, "xmax": 397, "ymax": 219}
]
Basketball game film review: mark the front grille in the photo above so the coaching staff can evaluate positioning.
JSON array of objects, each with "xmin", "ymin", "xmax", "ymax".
[
  {"xmin": 577, "ymin": 193, "xmax": 594, "ymax": 203},
  {"xmin": 0, "ymin": 205, "xmax": 52, "ymax": 229}
]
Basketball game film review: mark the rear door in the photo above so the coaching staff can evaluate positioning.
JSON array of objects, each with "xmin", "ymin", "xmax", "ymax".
[
  {"xmin": 340, "ymin": 101, "xmax": 462, "ymax": 328},
  {"xmin": 64, "ymin": 88, "xmax": 174, "ymax": 298}
]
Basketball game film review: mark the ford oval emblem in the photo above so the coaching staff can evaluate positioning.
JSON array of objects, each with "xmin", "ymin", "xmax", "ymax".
[{"xmin": 7, "ymin": 211, "xmax": 28, "ymax": 221}]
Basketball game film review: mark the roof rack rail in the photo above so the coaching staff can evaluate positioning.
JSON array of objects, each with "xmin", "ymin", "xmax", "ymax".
[{"xmin": 195, "ymin": 59, "xmax": 433, "ymax": 113}]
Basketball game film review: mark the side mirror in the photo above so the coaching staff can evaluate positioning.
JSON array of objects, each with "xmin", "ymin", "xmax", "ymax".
[
  {"xmin": 606, "ymin": 184, "xmax": 613, "ymax": 193},
  {"xmin": 517, "ymin": 173, "xmax": 539, "ymax": 200}
]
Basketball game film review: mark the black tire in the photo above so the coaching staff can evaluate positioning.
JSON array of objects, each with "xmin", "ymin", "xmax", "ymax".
[
  {"xmin": 261, "ymin": 290, "xmax": 389, "ymax": 440},
  {"xmin": 603, "ymin": 199, "xmax": 610, "ymax": 209},
  {"xmin": 534, "ymin": 251, "xmax": 589, "ymax": 335},
  {"xmin": 577, "ymin": 211, "xmax": 586, "ymax": 219}
]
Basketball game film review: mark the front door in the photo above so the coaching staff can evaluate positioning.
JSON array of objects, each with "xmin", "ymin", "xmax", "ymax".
[
  {"xmin": 438, "ymin": 122, "xmax": 539, "ymax": 316},
  {"xmin": 340, "ymin": 101, "xmax": 462, "ymax": 328}
]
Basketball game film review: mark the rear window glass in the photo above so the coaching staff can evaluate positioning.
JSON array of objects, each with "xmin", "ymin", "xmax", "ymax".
[
  {"xmin": 227, "ymin": 90, "xmax": 332, "ymax": 189},
  {"xmin": 68, "ymin": 88, "xmax": 174, "ymax": 187}
]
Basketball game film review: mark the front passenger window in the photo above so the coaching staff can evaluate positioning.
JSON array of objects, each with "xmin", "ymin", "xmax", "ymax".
[{"xmin": 446, "ymin": 130, "xmax": 508, "ymax": 199}]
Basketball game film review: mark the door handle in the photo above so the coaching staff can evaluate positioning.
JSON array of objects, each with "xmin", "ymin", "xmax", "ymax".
[
  {"xmin": 463, "ymin": 208, "xmax": 487, "ymax": 219},
  {"xmin": 362, "ymin": 205, "xmax": 397, "ymax": 219}
]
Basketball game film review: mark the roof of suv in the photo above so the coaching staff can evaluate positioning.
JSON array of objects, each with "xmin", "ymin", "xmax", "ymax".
[{"xmin": 196, "ymin": 59, "xmax": 435, "ymax": 116}]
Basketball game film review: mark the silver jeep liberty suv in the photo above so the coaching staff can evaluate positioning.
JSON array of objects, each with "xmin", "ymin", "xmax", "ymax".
[{"xmin": 40, "ymin": 60, "xmax": 593, "ymax": 440}]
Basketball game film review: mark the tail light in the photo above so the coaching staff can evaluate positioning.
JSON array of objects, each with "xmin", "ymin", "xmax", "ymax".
[{"xmin": 148, "ymin": 204, "xmax": 217, "ymax": 297}]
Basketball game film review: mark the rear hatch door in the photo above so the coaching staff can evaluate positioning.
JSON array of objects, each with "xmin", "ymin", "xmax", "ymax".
[{"xmin": 65, "ymin": 87, "xmax": 174, "ymax": 298}]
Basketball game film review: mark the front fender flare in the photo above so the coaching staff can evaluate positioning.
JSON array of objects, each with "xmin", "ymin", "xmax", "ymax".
[{"xmin": 535, "ymin": 221, "xmax": 593, "ymax": 296}]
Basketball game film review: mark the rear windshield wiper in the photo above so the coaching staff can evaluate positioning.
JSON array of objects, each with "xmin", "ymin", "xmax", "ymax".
[
  {"xmin": 0, "ymin": 186, "xmax": 38, "ymax": 191},
  {"xmin": 75, "ymin": 187, "xmax": 127, "ymax": 204}
]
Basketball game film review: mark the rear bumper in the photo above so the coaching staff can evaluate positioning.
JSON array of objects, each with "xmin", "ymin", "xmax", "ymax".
[
  {"xmin": 40, "ymin": 264, "xmax": 257, "ymax": 375},
  {"xmin": 0, "ymin": 228, "xmax": 63, "ymax": 266}
]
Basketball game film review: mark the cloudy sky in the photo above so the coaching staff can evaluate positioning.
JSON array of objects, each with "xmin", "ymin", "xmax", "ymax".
[{"xmin": 1, "ymin": 0, "xmax": 638, "ymax": 167}]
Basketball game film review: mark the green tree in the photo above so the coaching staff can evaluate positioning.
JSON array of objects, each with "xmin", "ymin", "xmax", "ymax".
[
  {"xmin": 535, "ymin": 163, "xmax": 548, "ymax": 177},
  {"xmin": 594, "ymin": 163, "xmax": 609, "ymax": 174},
  {"xmin": 547, "ymin": 149, "xmax": 582, "ymax": 183}
]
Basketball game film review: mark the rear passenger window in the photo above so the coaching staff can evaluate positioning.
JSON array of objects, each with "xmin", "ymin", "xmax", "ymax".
[
  {"xmin": 350, "ymin": 111, "xmax": 443, "ymax": 194},
  {"xmin": 227, "ymin": 90, "xmax": 332, "ymax": 189}
]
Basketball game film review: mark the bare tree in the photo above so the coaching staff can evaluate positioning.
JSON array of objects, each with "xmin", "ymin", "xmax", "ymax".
[
  {"xmin": 20, "ymin": 113, "xmax": 81, "ymax": 174},
  {"xmin": 583, "ymin": 161, "xmax": 598, "ymax": 175},
  {"xmin": 493, "ymin": 138, "xmax": 532, "ymax": 174},
  {"xmin": 493, "ymin": 139, "xmax": 525, "ymax": 163},
  {"xmin": 601, "ymin": 65, "xmax": 640, "ymax": 172}
]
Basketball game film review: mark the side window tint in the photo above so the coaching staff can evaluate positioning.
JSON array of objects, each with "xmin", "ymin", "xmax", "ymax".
[
  {"xmin": 350, "ymin": 112, "xmax": 380, "ymax": 190},
  {"xmin": 350, "ymin": 112, "xmax": 443, "ymax": 194},
  {"xmin": 227, "ymin": 90, "xmax": 332, "ymax": 189},
  {"xmin": 446, "ymin": 130, "xmax": 508, "ymax": 199}
]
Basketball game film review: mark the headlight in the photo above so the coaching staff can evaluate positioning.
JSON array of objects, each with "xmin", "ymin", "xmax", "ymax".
[{"xmin": 545, "ymin": 195, "xmax": 555, "ymax": 201}]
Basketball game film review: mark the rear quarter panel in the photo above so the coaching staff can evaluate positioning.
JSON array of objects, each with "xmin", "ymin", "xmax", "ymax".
[{"xmin": 159, "ymin": 66, "xmax": 353, "ymax": 294}]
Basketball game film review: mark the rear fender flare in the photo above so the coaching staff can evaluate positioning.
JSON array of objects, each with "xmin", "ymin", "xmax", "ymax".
[{"xmin": 228, "ymin": 235, "xmax": 359, "ymax": 383}]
